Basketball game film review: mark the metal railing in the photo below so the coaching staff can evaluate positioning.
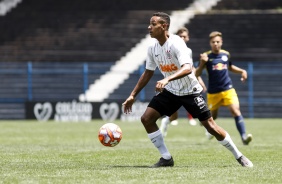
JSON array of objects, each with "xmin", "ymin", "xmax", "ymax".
[{"xmin": 0, "ymin": 61, "xmax": 281, "ymax": 118}]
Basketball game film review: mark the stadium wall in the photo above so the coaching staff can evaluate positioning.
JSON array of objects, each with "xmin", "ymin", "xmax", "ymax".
[{"xmin": 0, "ymin": 61, "xmax": 281, "ymax": 120}]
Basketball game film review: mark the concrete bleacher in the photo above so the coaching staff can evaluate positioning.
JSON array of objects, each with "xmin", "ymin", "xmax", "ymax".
[
  {"xmin": 0, "ymin": 2, "xmax": 150, "ymax": 62},
  {"xmin": 0, "ymin": 0, "xmax": 194, "ymax": 62},
  {"xmin": 214, "ymin": 0, "xmax": 282, "ymax": 10},
  {"xmin": 187, "ymin": 12, "xmax": 282, "ymax": 62}
]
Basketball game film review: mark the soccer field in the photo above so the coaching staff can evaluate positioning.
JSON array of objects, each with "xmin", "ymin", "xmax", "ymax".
[{"xmin": 0, "ymin": 118, "xmax": 281, "ymax": 184}]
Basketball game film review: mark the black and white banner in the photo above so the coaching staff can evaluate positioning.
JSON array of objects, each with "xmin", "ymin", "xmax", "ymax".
[{"xmin": 25, "ymin": 100, "xmax": 148, "ymax": 122}]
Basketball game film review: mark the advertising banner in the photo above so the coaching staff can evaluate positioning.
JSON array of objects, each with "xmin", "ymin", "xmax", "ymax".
[{"xmin": 25, "ymin": 100, "xmax": 149, "ymax": 122}]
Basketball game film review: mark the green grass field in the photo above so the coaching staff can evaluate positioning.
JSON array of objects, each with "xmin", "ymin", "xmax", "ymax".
[{"xmin": 0, "ymin": 118, "xmax": 281, "ymax": 184}]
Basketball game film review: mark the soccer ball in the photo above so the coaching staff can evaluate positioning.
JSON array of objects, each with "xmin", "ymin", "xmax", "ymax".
[{"xmin": 98, "ymin": 123, "xmax": 122, "ymax": 147}]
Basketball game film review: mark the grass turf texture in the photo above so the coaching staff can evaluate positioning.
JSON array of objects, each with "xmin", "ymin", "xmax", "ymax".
[{"xmin": 0, "ymin": 118, "xmax": 281, "ymax": 184}]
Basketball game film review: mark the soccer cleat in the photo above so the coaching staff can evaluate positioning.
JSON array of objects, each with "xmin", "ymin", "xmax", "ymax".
[
  {"xmin": 150, "ymin": 157, "xmax": 174, "ymax": 168},
  {"xmin": 236, "ymin": 155, "xmax": 253, "ymax": 167},
  {"xmin": 160, "ymin": 117, "xmax": 170, "ymax": 137},
  {"xmin": 189, "ymin": 119, "xmax": 197, "ymax": 126},
  {"xmin": 242, "ymin": 134, "xmax": 253, "ymax": 145}
]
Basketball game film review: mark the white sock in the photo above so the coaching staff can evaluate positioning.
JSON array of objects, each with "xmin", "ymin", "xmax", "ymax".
[
  {"xmin": 218, "ymin": 132, "xmax": 243, "ymax": 159},
  {"xmin": 148, "ymin": 130, "xmax": 171, "ymax": 160},
  {"xmin": 162, "ymin": 116, "xmax": 170, "ymax": 125},
  {"xmin": 160, "ymin": 116, "xmax": 170, "ymax": 137}
]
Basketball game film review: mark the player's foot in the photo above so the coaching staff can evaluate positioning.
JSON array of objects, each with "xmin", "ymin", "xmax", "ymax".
[
  {"xmin": 205, "ymin": 129, "xmax": 214, "ymax": 140},
  {"xmin": 236, "ymin": 155, "xmax": 253, "ymax": 167},
  {"xmin": 171, "ymin": 120, "xmax": 178, "ymax": 126},
  {"xmin": 160, "ymin": 116, "xmax": 170, "ymax": 137},
  {"xmin": 242, "ymin": 134, "xmax": 253, "ymax": 145},
  {"xmin": 189, "ymin": 119, "xmax": 197, "ymax": 126},
  {"xmin": 150, "ymin": 157, "xmax": 174, "ymax": 168}
]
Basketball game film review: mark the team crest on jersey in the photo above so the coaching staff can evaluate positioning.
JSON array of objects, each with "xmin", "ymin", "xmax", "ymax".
[
  {"xmin": 221, "ymin": 55, "xmax": 228, "ymax": 62},
  {"xmin": 166, "ymin": 50, "xmax": 172, "ymax": 59}
]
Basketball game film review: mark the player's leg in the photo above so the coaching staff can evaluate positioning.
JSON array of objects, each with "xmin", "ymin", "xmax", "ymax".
[
  {"xmin": 145, "ymin": 90, "xmax": 181, "ymax": 167},
  {"xmin": 211, "ymin": 109, "xmax": 218, "ymax": 120},
  {"xmin": 142, "ymin": 108, "xmax": 170, "ymax": 157},
  {"xmin": 224, "ymin": 89, "xmax": 252, "ymax": 145},
  {"xmin": 200, "ymin": 113, "xmax": 253, "ymax": 167},
  {"xmin": 205, "ymin": 93, "xmax": 221, "ymax": 139},
  {"xmin": 204, "ymin": 109, "xmax": 219, "ymax": 139},
  {"xmin": 184, "ymin": 94, "xmax": 253, "ymax": 167},
  {"xmin": 160, "ymin": 116, "xmax": 169, "ymax": 136},
  {"xmin": 187, "ymin": 112, "xmax": 197, "ymax": 126},
  {"xmin": 227, "ymin": 104, "xmax": 252, "ymax": 145},
  {"xmin": 170, "ymin": 111, "xmax": 179, "ymax": 125},
  {"xmin": 160, "ymin": 111, "xmax": 178, "ymax": 137}
]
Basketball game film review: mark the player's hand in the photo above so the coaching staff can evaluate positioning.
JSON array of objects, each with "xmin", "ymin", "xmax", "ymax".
[
  {"xmin": 202, "ymin": 86, "xmax": 207, "ymax": 93},
  {"xmin": 122, "ymin": 96, "xmax": 135, "ymax": 114},
  {"xmin": 241, "ymin": 70, "xmax": 247, "ymax": 82},
  {"xmin": 200, "ymin": 53, "xmax": 209, "ymax": 63},
  {"xmin": 155, "ymin": 78, "xmax": 169, "ymax": 93}
]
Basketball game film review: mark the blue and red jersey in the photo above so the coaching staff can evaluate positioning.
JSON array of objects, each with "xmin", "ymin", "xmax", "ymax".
[{"xmin": 203, "ymin": 49, "xmax": 233, "ymax": 94}]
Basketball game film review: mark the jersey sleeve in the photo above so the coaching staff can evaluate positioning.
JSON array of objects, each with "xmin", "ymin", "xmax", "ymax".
[
  {"xmin": 145, "ymin": 45, "xmax": 157, "ymax": 71},
  {"xmin": 173, "ymin": 37, "xmax": 193, "ymax": 66}
]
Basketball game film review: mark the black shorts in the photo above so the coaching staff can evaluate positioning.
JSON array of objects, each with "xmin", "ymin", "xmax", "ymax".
[{"xmin": 148, "ymin": 89, "xmax": 211, "ymax": 121}]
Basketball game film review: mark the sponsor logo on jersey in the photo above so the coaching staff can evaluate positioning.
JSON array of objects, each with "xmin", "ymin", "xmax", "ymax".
[
  {"xmin": 160, "ymin": 63, "xmax": 178, "ymax": 72},
  {"xmin": 212, "ymin": 63, "xmax": 227, "ymax": 70}
]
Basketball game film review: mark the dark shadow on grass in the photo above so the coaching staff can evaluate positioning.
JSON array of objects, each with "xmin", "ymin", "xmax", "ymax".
[
  {"xmin": 111, "ymin": 165, "xmax": 194, "ymax": 168},
  {"xmin": 111, "ymin": 165, "xmax": 231, "ymax": 168},
  {"xmin": 112, "ymin": 165, "xmax": 151, "ymax": 168}
]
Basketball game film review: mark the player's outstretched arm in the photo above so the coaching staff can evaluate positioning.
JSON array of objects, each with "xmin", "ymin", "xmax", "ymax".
[
  {"xmin": 228, "ymin": 65, "xmax": 247, "ymax": 82},
  {"xmin": 122, "ymin": 69, "xmax": 154, "ymax": 114},
  {"xmin": 195, "ymin": 53, "xmax": 208, "ymax": 77}
]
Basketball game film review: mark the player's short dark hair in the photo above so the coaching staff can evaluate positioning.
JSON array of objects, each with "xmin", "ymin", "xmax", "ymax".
[
  {"xmin": 153, "ymin": 12, "xmax": 170, "ymax": 29},
  {"xmin": 176, "ymin": 27, "xmax": 189, "ymax": 35}
]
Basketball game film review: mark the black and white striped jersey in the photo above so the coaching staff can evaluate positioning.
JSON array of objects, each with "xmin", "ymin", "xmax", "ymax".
[{"xmin": 146, "ymin": 34, "xmax": 203, "ymax": 96}]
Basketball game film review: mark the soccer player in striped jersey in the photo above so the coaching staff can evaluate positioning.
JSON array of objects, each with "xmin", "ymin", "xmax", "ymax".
[
  {"xmin": 123, "ymin": 12, "xmax": 253, "ymax": 168},
  {"xmin": 196, "ymin": 31, "xmax": 252, "ymax": 145},
  {"xmin": 160, "ymin": 27, "xmax": 207, "ymax": 137}
]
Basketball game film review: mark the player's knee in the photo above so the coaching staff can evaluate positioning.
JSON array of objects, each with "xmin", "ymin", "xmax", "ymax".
[
  {"xmin": 198, "ymin": 110, "xmax": 211, "ymax": 121},
  {"xmin": 232, "ymin": 109, "xmax": 241, "ymax": 117},
  {"xmin": 206, "ymin": 119, "xmax": 217, "ymax": 131},
  {"xmin": 140, "ymin": 115, "xmax": 147, "ymax": 125},
  {"xmin": 141, "ymin": 114, "xmax": 156, "ymax": 126}
]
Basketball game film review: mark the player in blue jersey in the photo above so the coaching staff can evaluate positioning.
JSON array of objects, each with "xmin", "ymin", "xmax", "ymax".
[{"xmin": 196, "ymin": 31, "xmax": 252, "ymax": 145}]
